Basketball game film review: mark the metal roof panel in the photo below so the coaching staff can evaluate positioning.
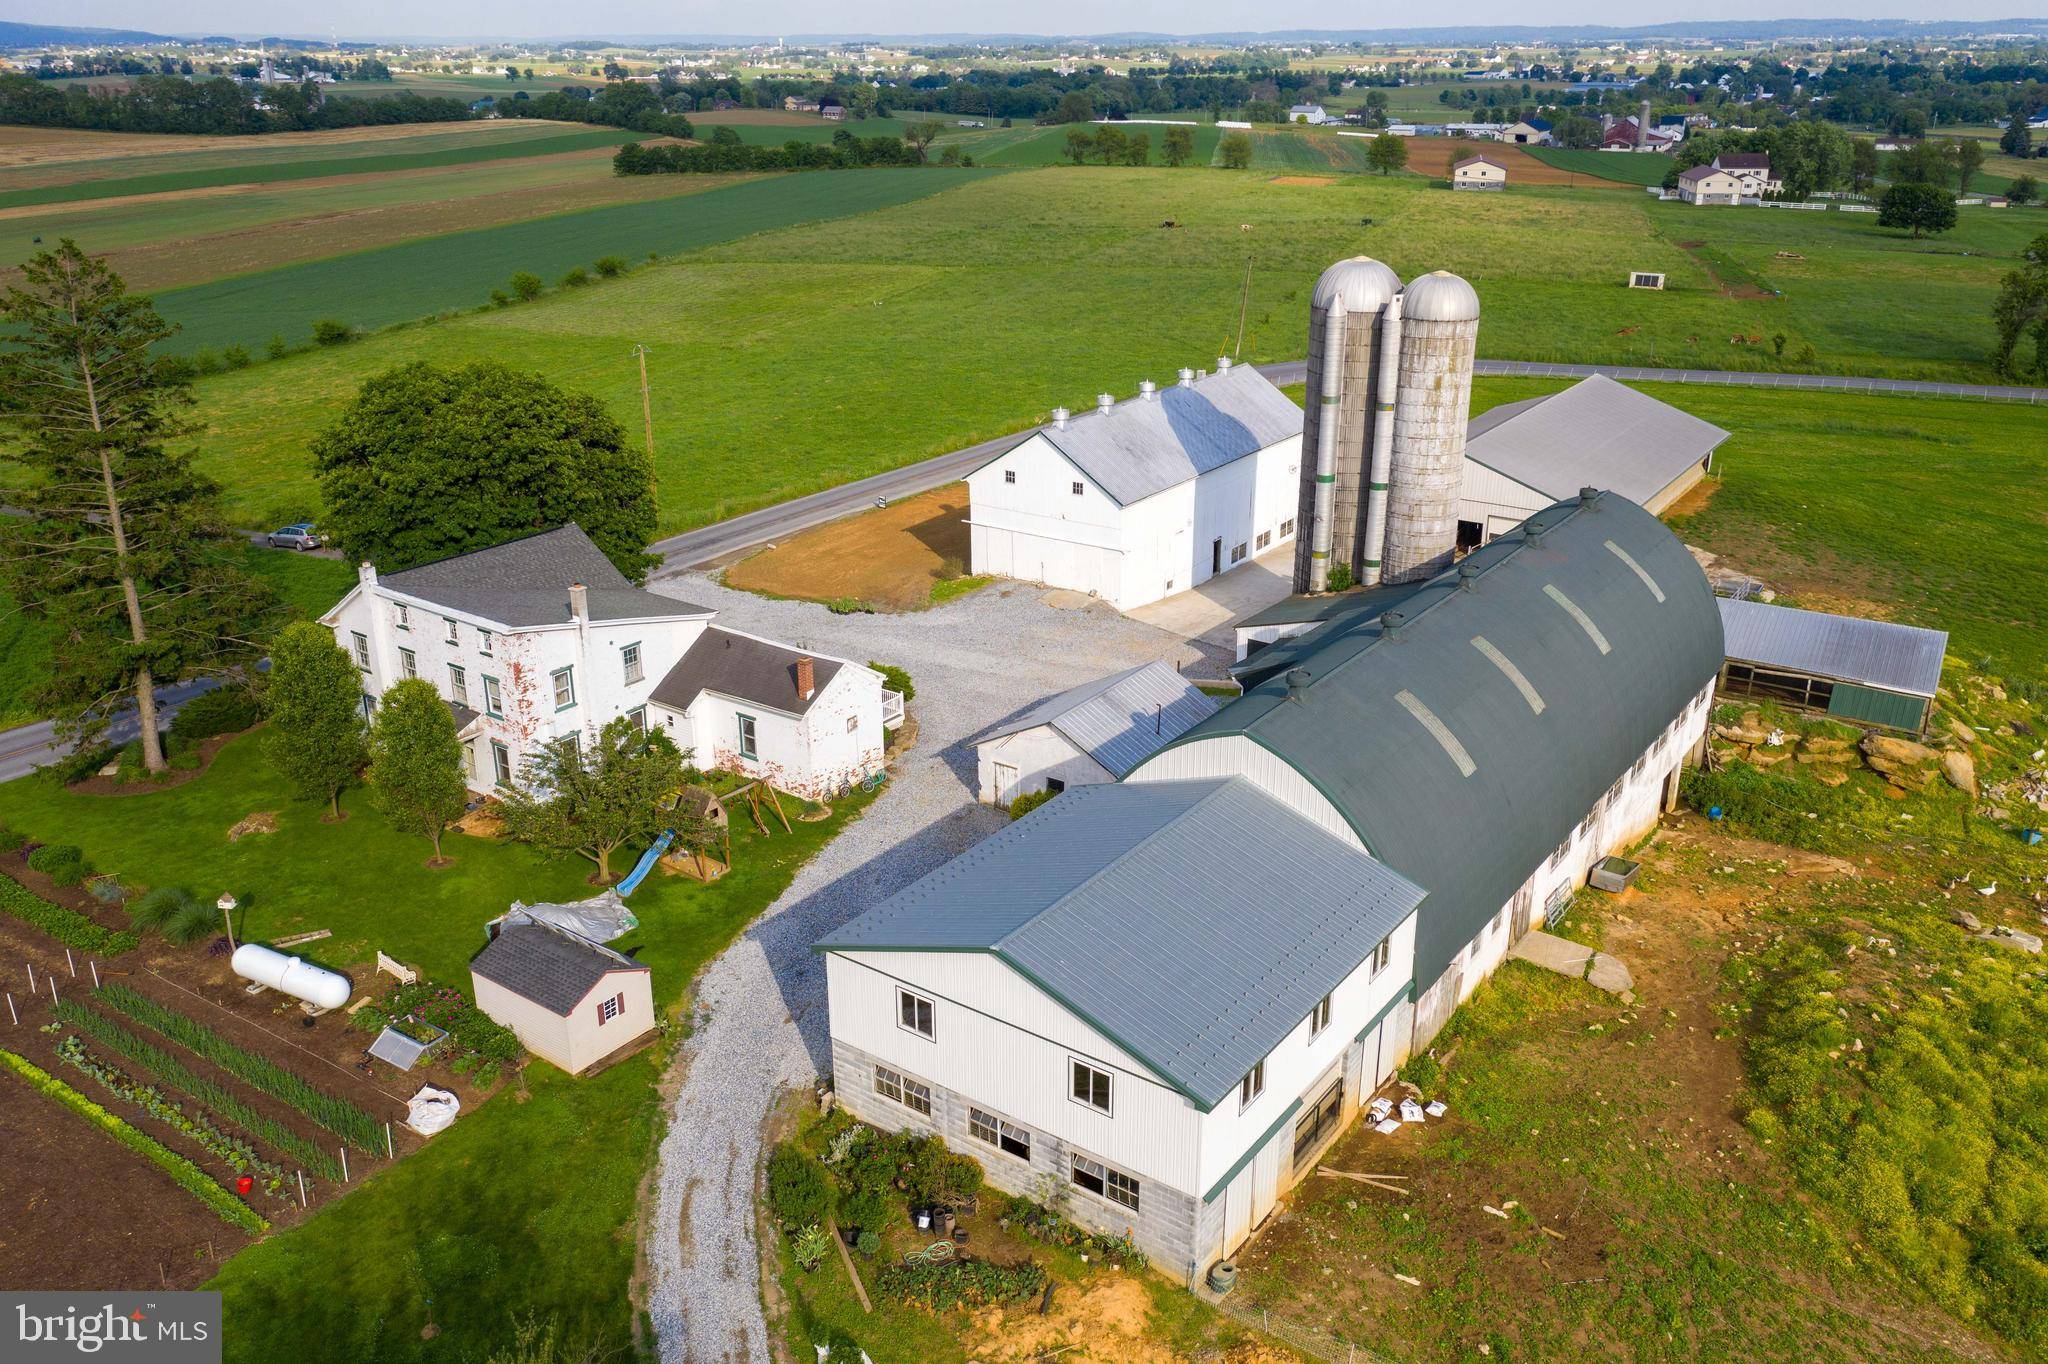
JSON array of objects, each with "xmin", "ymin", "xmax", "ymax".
[{"xmin": 1718, "ymin": 598, "xmax": 1946, "ymax": 698}]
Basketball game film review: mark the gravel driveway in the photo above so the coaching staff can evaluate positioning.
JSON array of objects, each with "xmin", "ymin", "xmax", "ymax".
[{"xmin": 643, "ymin": 574, "xmax": 1209, "ymax": 1363}]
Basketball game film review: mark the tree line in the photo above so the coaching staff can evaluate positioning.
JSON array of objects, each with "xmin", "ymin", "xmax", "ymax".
[
  {"xmin": 0, "ymin": 72, "xmax": 468, "ymax": 135},
  {"xmin": 496, "ymin": 81, "xmax": 693, "ymax": 138},
  {"xmin": 614, "ymin": 131, "xmax": 926, "ymax": 175}
]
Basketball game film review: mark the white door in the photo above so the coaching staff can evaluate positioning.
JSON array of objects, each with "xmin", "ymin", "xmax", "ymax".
[
  {"xmin": 1222, "ymin": 1163, "xmax": 1254, "ymax": 1256},
  {"xmin": 1251, "ymin": 1138, "xmax": 1283, "ymax": 1226},
  {"xmin": 992, "ymin": 763, "xmax": 1019, "ymax": 805}
]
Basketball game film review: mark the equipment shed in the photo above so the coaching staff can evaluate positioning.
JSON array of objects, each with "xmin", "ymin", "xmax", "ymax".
[
  {"xmin": 974, "ymin": 660, "xmax": 1218, "ymax": 805},
  {"xmin": 471, "ymin": 917, "xmax": 654, "ymax": 1075},
  {"xmin": 1716, "ymin": 598, "xmax": 1946, "ymax": 733}
]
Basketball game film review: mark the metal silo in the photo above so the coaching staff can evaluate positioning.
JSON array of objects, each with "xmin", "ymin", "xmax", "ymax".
[
  {"xmin": 1294, "ymin": 256, "xmax": 1402, "ymax": 594},
  {"xmin": 1382, "ymin": 270, "xmax": 1480, "ymax": 585}
]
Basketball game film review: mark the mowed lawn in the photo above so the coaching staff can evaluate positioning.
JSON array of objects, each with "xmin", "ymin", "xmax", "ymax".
[
  {"xmin": 181, "ymin": 167, "xmax": 2040, "ymax": 539},
  {"xmin": 152, "ymin": 166, "xmax": 1004, "ymax": 353},
  {"xmin": 0, "ymin": 733, "xmax": 876, "ymax": 1362}
]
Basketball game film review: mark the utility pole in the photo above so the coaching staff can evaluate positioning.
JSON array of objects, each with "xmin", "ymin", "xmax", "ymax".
[{"xmin": 631, "ymin": 344, "xmax": 654, "ymax": 459}]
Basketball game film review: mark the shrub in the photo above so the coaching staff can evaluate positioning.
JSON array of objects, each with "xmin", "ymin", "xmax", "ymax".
[
  {"xmin": 825, "ymin": 596, "xmax": 872, "ymax": 615},
  {"xmin": 835, "ymin": 1187, "xmax": 893, "ymax": 1235},
  {"xmin": 265, "ymin": 333, "xmax": 289, "ymax": 360},
  {"xmin": 223, "ymin": 343, "xmax": 253, "ymax": 369},
  {"xmin": 128, "ymin": 885, "xmax": 194, "ymax": 934},
  {"xmin": 0, "ymin": 828, "xmax": 24, "ymax": 854},
  {"xmin": 855, "ymin": 1230, "xmax": 880, "ymax": 1257},
  {"xmin": 1008, "ymin": 789, "xmax": 1057, "ymax": 820},
  {"xmin": 593, "ymin": 255, "xmax": 625, "ymax": 277},
  {"xmin": 170, "ymin": 685, "xmax": 259, "ymax": 741},
  {"xmin": 0, "ymin": 879, "xmax": 137, "ymax": 955},
  {"xmin": 28, "ymin": 843, "xmax": 87, "ymax": 884},
  {"xmin": 47, "ymin": 741, "xmax": 116, "ymax": 787},
  {"xmin": 1328, "ymin": 562, "xmax": 1356, "ymax": 592},
  {"xmin": 0, "ymin": 1049, "xmax": 266, "ymax": 1233},
  {"xmin": 312, "ymin": 319, "xmax": 353, "ymax": 346},
  {"xmin": 350, "ymin": 1004, "xmax": 389, "ymax": 1034},
  {"xmin": 559, "ymin": 266, "xmax": 590, "ymax": 288},
  {"xmin": 768, "ymin": 1141, "xmax": 832, "ymax": 1226},
  {"xmin": 868, "ymin": 661, "xmax": 915, "ymax": 702},
  {"xmin": 510, "ymin": 271, "xmax": 544, "ymax": 300}
]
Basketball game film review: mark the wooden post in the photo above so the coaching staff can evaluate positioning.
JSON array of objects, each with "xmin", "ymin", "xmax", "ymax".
[
  {"xmin": 5, "ymin": 993, "xmax": 15, "ymax": 1026},
  {"xmin": 65, "ymin": 949, "xmax": 74, "ymax": 977},
  {"xmin": 26, "ymin": 962, "xmax": 34, "ymax": 992},
  {"xmin": 340, "ymin": 1147, "xmax": 350, "ymax": 1183},
  {"xmin": 89, "ymin": 960, "xmax": 100, "ymax": 989},
  {"xmin": 297, "ymin": 1170, "xmax": 307, "ymax": 1208},
  {"xmin": 827, "ymin": 1217, "xmax": 872, "ymax": 1314},
  {"xmin": 48, "ymin": 976, "xmax": 57, "ymax": 1008},
  {"xmin": 765, "ymin": 786, "xmax": 792, "ymax": 833},
  {"xmin": 385, "ymin": 1123, "xmax": 394, "ymax": 1160}
]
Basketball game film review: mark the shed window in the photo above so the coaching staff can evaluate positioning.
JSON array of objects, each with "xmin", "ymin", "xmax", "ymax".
[
  {"xmin": 1239, "ymin": 1060, "xmax": 1265, "ymax": 1108},
  {"xmin": 1231, "ymin": 542, "xmax": 1247, "ymax": 564},
  {"xmin": 897, "ymin": 988, "xmax": 935, "ymax": 1040},
  {"xmin": 1071, "ymin": 1155, "xmax": 1140, "ymax": 1212},
  {"xmin": 969, "ymin": 1108, "xmax": 1032, "ymax": 1160},
  {"xmin": 1004, "ymin": 470, "xmax": 1017, "ymax": 484},
  {"xmin": 1071, "ymin": 481, "xmax": 1084, "ymax": 496},
  {"xmin": 597, "ymin": 993, "xmax": 623, "ymax": 1024},
  {"xmin": 1257, "ymin": 530, "xmax": 1272, "ymax": 551},
  {"xmin": 1370, "ymin": 938, "xmax": 1391, "ymax": 976},
  {"xmin": 1281, "ymin": 518, "xmax": 1296, "ymax": 537},
  {"xmin": 847, "ymin": 714, "xmax": 859, "ymax": 734},
  {"xmin": 394, "ymin": 603, "xmax": 410, "ymax": 631},
  {"xmin": 1070, "ymin": 1060, "xmax": 1112, "ymax": 1115}
]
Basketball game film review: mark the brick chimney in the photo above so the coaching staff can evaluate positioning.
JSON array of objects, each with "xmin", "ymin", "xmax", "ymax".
[
  {"xmin": 795, "ymin": 655, "xmax": 816, "ymax": 701},
  {"xmin": 567, "ymin": 583, "xmax": 588, "ymax": 621}
]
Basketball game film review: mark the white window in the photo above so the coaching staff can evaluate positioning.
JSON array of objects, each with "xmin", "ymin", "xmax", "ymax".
[
  {"xmin": 479, "ymin": 629, "xmax": 493, "ymax": 656},
  {"xmin": 351, "ymin": 631, "xmax": 370, "ymax": 670},
  {"xmin": 1308, "ymin": 992, "xmax": 1333, "ymax": 1037},
  {"xmin": 1070, "ymin": 1154, "xmax": 1140, "ymax": 1212},
  {"xmin": 969, "ymin": 1108, "xmax": 1032, "ymax": 1160},
  {"xmin": 1004, "ymin": 469, "xmax": 1017, "ymax": 484},
  {"xmin": 1281, "ymin": 518, "xmax": 1296, "ymax": 537},
  {"xmin": 1371, "ymin": 938, "xmax": 1391, "ymax": 976},
  {"xmin": 874, "ymin": 1064, "xmax": 930, "ymax": 1116},
  {"xmin": 598, "ymin": 994, "xmax": 622, "ymax": 1023},
  {"xmin": 398, "ymin": 647, "xmax": 417, "ymax": 680},
  {"xmin": 1231, "ymin": 542, "xmax": 1248, "ymax": 564},
  {"xmin": 846, "ymin": 714, "xmax": 859, "ymax": 734},
  {"xmin": 897, "ymin": 988, "xmax": 934, "ymax": 1039},
  {"xmin": 448, "ymin": 665, "xmax": 469, "ymax": 707},
  {"xmin": 552, "ymin": 667, "xmax": 576, "ymax": 709},
  {"xmin": 490, "ymin": 739, "xmax": 512, "ymax": 788},
  {"xmin": 1070, "ymin": 481, "xmax": 1084, "ymax": 496},
  {"xmin": 622, "ymin": 642, "xmax": 643, "ymax": 685},
  {"xmin": 482, "ymin": 675, "xmax": 503, "ymax": 717},
  {"xmin": 443, "ymin": 617, "xmax": 459, "ymax": 645},
  {"xmin": 1257, "ymin": 530, "xmax": 1272, "ymax": 550},
  {"xmin": 1070, "ymin": 1059, "xmax": 1112, "ymax": 1115},
  {"xmin": 736, "ymin": 713, "xmax": 758, "ymax": 759},
  {"xmin": 1239, "ymin": 1059, "xmax": 1265, "ymax": 1108},
  {"xmin": 394, "ymin": 603, "xmax": 410, "ymax": 630}
]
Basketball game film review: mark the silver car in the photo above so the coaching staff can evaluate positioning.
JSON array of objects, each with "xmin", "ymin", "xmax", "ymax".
[{"xmin": 266, "ymin": 523, "xmax": 324, "ymax": 550}]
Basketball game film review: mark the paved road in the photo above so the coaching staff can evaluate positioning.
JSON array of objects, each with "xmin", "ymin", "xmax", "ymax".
[
  {"xmin": 0, "ymin": 676, "xmax": 223, "ymax": 783},
  {"xmin": 651, "ymin": 358, "xmax": 2045, "ymax": 575}
]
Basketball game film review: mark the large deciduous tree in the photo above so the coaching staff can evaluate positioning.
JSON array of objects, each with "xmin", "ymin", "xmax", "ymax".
[
  {"xmin": 263, "ymin": 621, "xmax": 368, "ymax": 818},
  {"xmin": 1366, "ymin": 132, "xmax": 1409, "ymax": 175},
  {"xmin": 311, "ymin": 360, "xmax": 657, "ymax": 582},
  {"xmin": 0, "ymin": 240, "xmax": 271, "ymax": 772},
  {"xmin": 367, "ymin": 677, "xmax": 468, "ymax": 864},
  {"xmin": 497, "ymin": 718, "xmax": 685, "ymax": 884},
  {"xmin": 1991, "ymin": 233, "xmax": 2048, "ymax": 379},
  {"xmin": 1877, "ymin": 182, "xmax": 1958, "ymax": 239}
]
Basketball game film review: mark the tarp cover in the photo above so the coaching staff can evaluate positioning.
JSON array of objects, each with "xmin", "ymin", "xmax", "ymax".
[
  {"xmin": 406, "ymin": 1085, "xmax": 460, "ymax": 1135},
  {"xmin": 500, "ymin": 890, "xmax": 638, "ymax": 943}
]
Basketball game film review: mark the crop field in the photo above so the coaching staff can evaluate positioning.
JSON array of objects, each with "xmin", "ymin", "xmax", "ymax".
[
  {"xmin": 1525, "ymin": 145, "xmax": 1678, "ymax": 185},
  {"xmin": 971, "ymin": 121, "xmax": 1223, "ymax": 167},
  {"xmin": 322, "ymin": 73, "xmax": 601, "ymax": 102},
  {"xmin": 1242, "ymin": 128, "xmax": 1381, "ymax": 174},
  {"xmin": 152, "ymin": 166, "xmax": 1004, "ymax": 354},
  {"xmin": 171, "ymin": 168, "xmax": 2041, "ymax": 544},
  {"xmin": 0, "ymin": 126, "xmax": 639, "ymax": 210}
]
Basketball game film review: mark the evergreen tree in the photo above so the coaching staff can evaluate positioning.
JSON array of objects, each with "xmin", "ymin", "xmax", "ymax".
[
  {"xmin": 263, "ymin": 621, "xmax": 368, "ymax": 818},
  {"xmin": 367, "ymin": 678, "xmax": 468, "ymax": 863},
  {"xmin": 0, "ymin": 241, "xmax": 270, "ymax": 771}
]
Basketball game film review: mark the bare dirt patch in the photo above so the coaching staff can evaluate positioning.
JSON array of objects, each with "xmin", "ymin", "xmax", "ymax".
[
  {"xmin": 1401, "ymin": 138, "xmax": 1625, "ymax": 187},
  {"xmin": 1663, "ymin": 477, "xmax": 1722, "ymax": 518},
  {"xmin": 1269, "ymin": 175, "xmax": 1336, "ymax": 186},
  {"xmin": 966, "ymin": 1275, "xmax": 1293, "ymax": 1363},
  {"xmin": 723, "ymin": 486, "xmax": 973, "ymax": 612}
]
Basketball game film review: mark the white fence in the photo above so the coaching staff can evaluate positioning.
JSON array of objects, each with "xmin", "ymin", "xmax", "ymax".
[{"xmin": 1757, "ymin": 199, "xmax": 1830, "ymax": 211}]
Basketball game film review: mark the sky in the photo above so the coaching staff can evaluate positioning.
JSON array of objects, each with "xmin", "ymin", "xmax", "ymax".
[{"xmin": 57, "ymin": 2, "xmax": 2045, "ymax": 42}]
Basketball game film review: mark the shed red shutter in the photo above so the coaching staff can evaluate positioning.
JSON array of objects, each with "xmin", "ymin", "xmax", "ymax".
[{"xmin": 595, "ymin": 999, "xmax": 606, "ymax": 1026}]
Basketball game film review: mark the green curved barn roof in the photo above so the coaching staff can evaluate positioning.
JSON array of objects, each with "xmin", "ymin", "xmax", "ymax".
[{"xmin": 1143, "ymin": 491, "xmax": 1723, "ymax": 991}]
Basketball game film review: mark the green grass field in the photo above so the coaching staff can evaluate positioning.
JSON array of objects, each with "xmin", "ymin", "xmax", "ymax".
[
  {"xmin": 971, "ymin": 122, "xmax": 1223, "ymax": 167},
  {"xmin": 0, "ymin": 732, "xmax": 875, "ymax": 1363},
  {"xmin": 1241, "ymin": 128, "xmax": 1381, "ymax": 174},
  {"xmin": 322, "ymin": 73, "xmax": 601, "ymax": 102},
  {"xmin": 173, "ymin": 167, "xmax": 2042, "ymax": 541},
  {"xmin": 705, "ymin": 115, "xmax": 913, "ymax": 146},
  {"xmin": 1525, "ymin": 145, "xmax": 1676, "ymax": 185},
  {"xmin": 0, "ymin": 128, "xmax": 637, "ymax": 210},
  {"xmin": 152, "ymin": 166, "xmax": 1004, "ymax": 354}
]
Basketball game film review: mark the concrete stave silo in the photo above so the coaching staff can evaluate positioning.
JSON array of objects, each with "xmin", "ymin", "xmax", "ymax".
[
  {"xmin": 1294, "ymin": 256, "xmax": 1402, "ymax": 594},
  {"xmin": 1382, "ymin": 270, "xmax": 1481, "ymax": 584}
]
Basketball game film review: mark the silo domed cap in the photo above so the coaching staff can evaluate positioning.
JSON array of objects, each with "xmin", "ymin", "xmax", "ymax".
[
  {"xmin": 1311, "ymin": 256, "xmax": 1402, "ymax": 312},
  {"xmin": 1401, "ymin": 269, "xmax": 1481, "ymax": 321}
]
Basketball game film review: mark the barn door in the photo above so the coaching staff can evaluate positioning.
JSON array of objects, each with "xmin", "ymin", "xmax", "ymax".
[
  {"xmin": 992, "ymin": 763, "xmax": 1019, "ymax": 805},
  {"xmin": 1509, "ymin": 882, "xmax": 1535, "ymax": 943}
]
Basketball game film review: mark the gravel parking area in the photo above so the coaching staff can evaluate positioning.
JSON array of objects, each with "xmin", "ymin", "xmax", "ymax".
[{"xmin": 644, "ymin": 574, "xmax": 1207, "ymax": 1363}]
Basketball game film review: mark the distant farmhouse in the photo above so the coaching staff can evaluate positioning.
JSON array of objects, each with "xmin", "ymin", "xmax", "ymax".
[
  {"xmin": 1450, "ymin": 154, "xmax": 1508, "ymax": 190},
  {"xmin": 1288, "ymin": 103, "xmax": 1329, "ymax": 125},
  {"xmin": 1677, "ymin": 163, "xmax": 1745, "ymax": 204}
]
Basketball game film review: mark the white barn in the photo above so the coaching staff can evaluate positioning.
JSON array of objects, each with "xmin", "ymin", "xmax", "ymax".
[
  {"xmin": 973, "ymin": 661, "xmax": 1218, "ymax": 805},
  {"xmin": 823, "ymin": 491, "xmax": 1722, "ymax": 1284},
  {"xmin": 322, "ymin": 525, "xmax": 900, "ymax": 799},
  {"xmin": 966, "ymin": 363, "xmax": 1302, "ymax": 611}
]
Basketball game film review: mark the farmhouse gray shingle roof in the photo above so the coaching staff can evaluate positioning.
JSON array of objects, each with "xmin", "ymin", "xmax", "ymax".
[
  {"xmin": 1715, "ymin": 152, "xmax": 1770, "ymax": 169},
  {"xmin": 472, "ymin": 919, "xmax": 645, "ymax": 1016},
  {"xmin": 1174, "ymin": 492, "xmax": 1724, "ymax": 994},
  {"xmin": 1462, "ymin": 375, "xmax": 1728, "ymax": 506},
  {"xmin": 379, "ymin": 525, "xmax": 705, "ymax": 628},
  {"xmin": 978, "ymin": 660, "xmax": 1218, "ymax": 778},
  {"xmin": 1718, "ymin": 598, "xmax": 1946, "ymax": 698},
  {"xmin": 1005, "ymin": 364, "xmax": 1301, "ymax": 507},
  {"xmin": 650, "ymin": 626, "xmax": 844, "ymax": 717},
  {"xmin": 816, "ymin": 777, "xmax": 1426, "ymax": 1109},
  {"xmin": 1677, "ymin": 164, "xmax": 1725, "ymax": 183}
]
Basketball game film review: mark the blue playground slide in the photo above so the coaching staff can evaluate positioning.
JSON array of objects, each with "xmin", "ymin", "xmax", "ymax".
[{"xmin": 616, "ymin": 828, "xmax": 676, "ymax": 897}]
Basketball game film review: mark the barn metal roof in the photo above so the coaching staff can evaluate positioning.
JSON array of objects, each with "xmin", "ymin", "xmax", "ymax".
[
  {"xmin": 1718, "ymin": 598, "xmax": 1946, "ymax": 698},
  {"xmin": 1144, "ymin": 492, "xmax": 1724, "ymax": 993},
  {"xmin": 1005, "ymin": 365, "xmax": 1301, "ymax": 508},
  {"xmin": 814, "ymin": 778, "xmax": 1425, "ymax": 1109},
  {"xmin": 1463, "ymin": 376, "xmax": 1729, "ymax": 506},
  {"xmin": 977, "ymin": 661, "xmax": 1218, "ymax": 778}
]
